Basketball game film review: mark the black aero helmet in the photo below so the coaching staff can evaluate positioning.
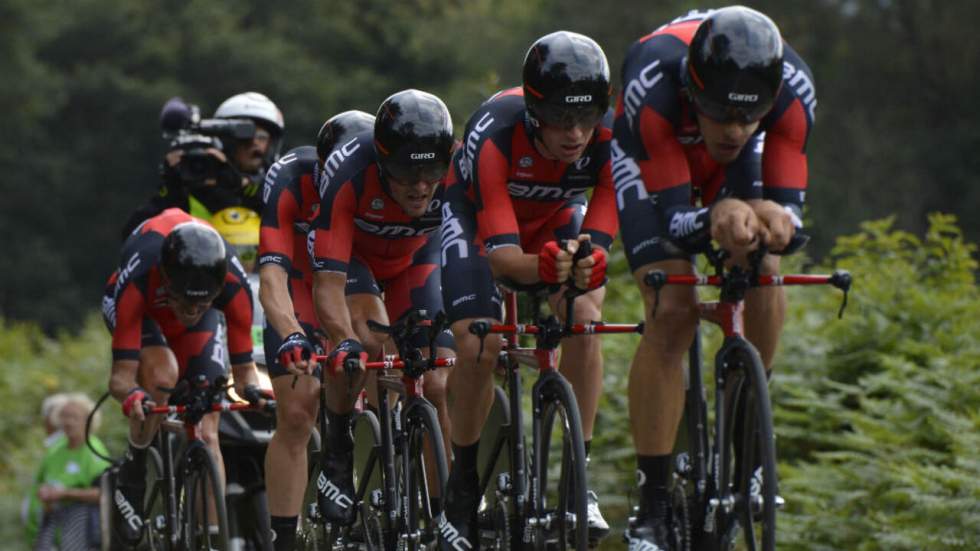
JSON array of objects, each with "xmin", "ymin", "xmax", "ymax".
[
  {"xmin": 522, "ymin": 31, "xmax": 610, "ymax": 130},
  {"xmin": 316, "ymin": 110, "xmax": 376, "ymax": 163},
  {"xmin": 686, "ymin": 6, "xmax": 784, "ymax": 123},
  {"xmin": 374, "ymin": 89, "xmax": 454, "ymax": 184},
  {"xmin": 160, "ymin": 222, "xmax": 228, "ymax": 302}
]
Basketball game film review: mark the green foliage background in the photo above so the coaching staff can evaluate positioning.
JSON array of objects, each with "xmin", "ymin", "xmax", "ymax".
[{"xmin": 2, "ymin": 217, "xmax": 975, "ymax": 550}]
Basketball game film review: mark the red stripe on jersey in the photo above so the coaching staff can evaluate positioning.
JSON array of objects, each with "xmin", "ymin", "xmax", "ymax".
[
  {"xmin": 222, "ymin": 276, "xmax": 254, "ymax": 363},
  {"xmin": 139, "ymin": 208, "xmax": 198, "ymax": 236},
  {"xmin": 581, "ymin": 153, "xmax": 619, "ymax": 243},
  {"xmin": 639, "ymin": 19, "xmax": 700, "ymax": 45},
  {"xmin": 474, "ymin": 139, "xmax": 519, "ymax": 242},
  {"xmin": 313, "ymin": 183, "xmax": 358, "ymax": 266},
  {"xmin": 763, "ymin": 99, "xmax": 809, "ymax": 190},
  {"xmin": 111, "ymin": 281, "xmax": 147, "ymax": 356},
  {"xmin": 638, "ymin": 105, "xmax": 691, "ymax": 192},
  {"xmin": 259, "ymin": 189, "xmax": 301, "ymax": 260},
  {"xmin": 172, "ymin": 330, "xmax": 215, "ymax": 377},
  {"xmin": 496, "ymin": 87, "xmax": 525, "ymax": 99}
]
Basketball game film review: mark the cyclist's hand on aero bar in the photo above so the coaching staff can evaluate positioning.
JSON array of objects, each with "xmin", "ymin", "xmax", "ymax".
[
  {"xmin": 327, "ymin": 338, "xmax": 368, "ymax": 377},
  {"xmin": 277, "ymin": 331, "xmax": 315, "ymax": 376},
  {"xmin": 750, "ymin": 199, "xmax": 797, "ymax": 253},
  {"xmin": 710, "ymin": 198, "xmax": 762, "ymax": 254},
  {"xmin": 539, "ymin": 239, "xmax": 577, "ymax": 284},
  {"xmin": 121, "ymin": 386, "xmax": 152, "ymax": 422},
  {"xmin": 571, "ymin": 235, "xmax": 606, "ymax": 290}
]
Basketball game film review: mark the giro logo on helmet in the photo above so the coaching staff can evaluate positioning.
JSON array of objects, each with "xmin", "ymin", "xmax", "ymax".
[
  {"xmin": 728, "ymin": 92, "xmax": 759, "ymax": 103},
  {"xmin": 410, "ymin": 152, "xmax": 437, "ymax": 160},
  {"xmin": 565, "ymin": 95, "xmax": 593, "ymax": 103}
]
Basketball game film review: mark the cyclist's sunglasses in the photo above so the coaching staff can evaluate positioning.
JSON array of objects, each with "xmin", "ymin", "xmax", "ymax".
[
  {"xmin": 690, "ymin": 93, "xmax": 774, "ymax": 125},
  {"xmin": 531, "ymin": 103, "xmax": 605, "ymax": 130},
  {"xmin": 384, "ymin": 161, "xmax": 448, "ymax": 185}
]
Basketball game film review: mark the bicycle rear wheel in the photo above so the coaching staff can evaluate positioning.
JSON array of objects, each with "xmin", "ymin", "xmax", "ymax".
[
  {"xmin": 402, "ymin": 400, "xmax": 449, "ymax": 550},
  {"xmin": 534, "ymin": 374, "xmax": 588, "ymax": 550},
  {"xmin": 720, "ymin": 344, "xmax": 777, "ymax": 551},
  {"xmin": 179, "ymin": 443, "xmax": 230, "ymax": 550}
]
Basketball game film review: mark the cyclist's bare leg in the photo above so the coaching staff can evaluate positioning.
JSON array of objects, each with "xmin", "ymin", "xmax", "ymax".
[
  {"xmin": 422, "ymin": 347, "xmax": 454, "ymax": 461},
  {"xmin": 129, "ymin": 345, "xmax": 178, "ymax": 447},
  {"xmin": 447, "ymin": 320, "xmax": 501, "ymax": 447},
  {"xmin": 266, "ymin": 374, "xmax": 319, "ymax": 517},
  {"xmin": 743, "ymin": 254, "xmax": 785, "ymax": 371},
  {"xmin": 324, "ymin": 293, "xmax": 386, "ymax": 413},
  {"xmin": 630, "ymin": 259, "xmax": 698, "ymax": 455},
  {"xmin": 199, "ymin": 411, "xmax": 225, "ymax": 527},
  {"xmin": 421, "ymin": 346, "xmax": 454, "ymax": 497},
  {"xmin": 549, "ymin": 286, "xmax": 605, "ymax": 439}
]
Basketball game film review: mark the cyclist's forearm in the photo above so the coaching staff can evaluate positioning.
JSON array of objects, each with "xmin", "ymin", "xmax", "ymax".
[
  {"xmin": 231, "ymin": 361, "xmax": 261, "ymax": 389},
  {"xmin": 259, "ymin": 264, "xmax": 304, "ymax": 337},
  {"xmin": 109, "ymin": 359, "xmax": 141, "ymax": 402},
  {"xmin": 313, "ymin": 271, "xmax": 357, "ymax": 343},
  {"xmin": 488, "ymin": 245, "xmax": 539, "ymax": 285}
]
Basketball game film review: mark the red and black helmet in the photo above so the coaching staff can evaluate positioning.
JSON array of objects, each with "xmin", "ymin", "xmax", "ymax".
[
  {"xmin": 374, "ymin": 89, "xmax": 454, "ymax": 184},
  {"xmin": 316, "ymin": 110, "xmax": 375, "ymax": 163},
  {"xmin": 160, "ymin": 222, "xmax": 227, "ymax": 303},
  {"xmin": 522, "ymin": 31, "xmax": 610, "ymax": 130},
  {"xmin": 685, "ymin": 6, "xmax": 784, "ymax": 123}
]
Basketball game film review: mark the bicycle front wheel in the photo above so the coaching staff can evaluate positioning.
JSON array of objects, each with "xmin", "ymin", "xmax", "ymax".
[
  {"xmin": 402, "ymin": 400, "xmax": 449, "ymax": 550},
  {"xmin": 720, "ymin": 342, "xmax": 777, "ymax": 551},
  {"xmin": 179, "ymin": 443, "xmax": 230, "ymax": 550},
  {"xmin": 534, "ymin": 374, "xmax": 588, "ymax": 550}
]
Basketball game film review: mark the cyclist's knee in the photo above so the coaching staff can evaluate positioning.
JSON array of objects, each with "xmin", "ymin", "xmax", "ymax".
[
  {"xmin": 200, "ymin": 413, "xmax": 222, "ymax": 450},
  {"xmin": 276, "ymin": 399, "xmax": 317, "ymax": 437},
  {"xmin": 451, "ymin": 319, "xmax": 501, "ymax": 372},
  {"xmin": 423, "ymin": 368, "xmax": 449, "ymax": 407},
  {"xmin": 757, "ymin": 253, "xmax": 782, "ymax": 275},
  {"xmin": 138, "ymin": 353, "xmax": 178, "ymax": 401},
  {"xmin": 642, "ymin": 294, "xmax": 698, "ymax": 353}
]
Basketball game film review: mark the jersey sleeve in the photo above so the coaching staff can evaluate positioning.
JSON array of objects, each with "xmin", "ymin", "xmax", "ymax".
[
  {"xmin": 258, "ymin": 173, "xmax": 300, "ymax": 274},
  {"xmin": 110, "ymin": 281, "xmax": 146, "ymax": 362},
  {"xmin": 580, "ymin": 153, "xmax": 618, "ymax": 250},
  {"xmin": 311, "ymin": 179, "xmax": 358, "ymax": 273},
  {"xmin": 472, "ymin": 138, "xmax": 521, "ymax": 250},
  {"xmin": 217, "ymin": 257, "xmax": 254, "ymax": 365},
  {"xmin": 762, "ymin": 99, "xmax": 810, "ymax": 220}
]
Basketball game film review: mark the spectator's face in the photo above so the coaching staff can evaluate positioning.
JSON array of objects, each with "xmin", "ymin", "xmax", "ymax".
[
  {"xmin": 59, "ymin": 402, "xmax": 87, "ymax": 445},
  {"xmin": 232, "ymin": 125, "xmax": 272, "ymax": 174}
]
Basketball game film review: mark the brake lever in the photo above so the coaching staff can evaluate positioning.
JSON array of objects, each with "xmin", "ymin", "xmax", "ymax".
[{"xmin": 831, "ymin": 270, "xmax": 852, "ymax": 319}]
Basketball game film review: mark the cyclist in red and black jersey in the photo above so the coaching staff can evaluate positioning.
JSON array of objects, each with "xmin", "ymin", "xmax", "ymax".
[
  {"xmin": 101, "ymin": 208, "xmax": 264, "ymax": 545},
  {"xmin": 612, "ymin": 7, "xmax": 815, "ymax": 548},
  {"xmin": 257, "ymin": 111, "xmax": 376, "ymax": 550},
  {"xmin": 438, "ymin": 31, "xmax": 617, "ymax": 548},
  {"xmin": 309, "ymin": 90, "xmax": 457, "ymax": 528}
]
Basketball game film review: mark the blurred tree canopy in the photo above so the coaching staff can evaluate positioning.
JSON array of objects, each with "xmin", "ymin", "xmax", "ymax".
[{"xmin": 1, "ymin": 0, "xmax": 977, "ymax": 330}]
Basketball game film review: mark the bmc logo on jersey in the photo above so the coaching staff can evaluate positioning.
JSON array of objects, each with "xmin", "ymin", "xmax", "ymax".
[
  {"xmin": 564, "ymin": 95, "xmax": 592, "ymax": 103},
  {"xmin": 354, "ymin": 218, "xmax": 437, "ymax": 237},
  {"xmin": 728, "ymin": 92, "xmax": 759, "ymax": 103},
  {"xmin": 507, "ymin": 182, "xmax": 590, "ymax": 200},
  {"xmin": 410, "ymin": 152, "xmax": 436, "ymax": 160},
  {"xmin": 319, "ymin": 138, "xmax": 361, "ymax": 197},
  {"xmin": 459, "ymin": 112, "xmax": 495, "ymax": 181},
  {"xmin": 622, "ymin": 59, "xmax": 664, "ymax": 129}
]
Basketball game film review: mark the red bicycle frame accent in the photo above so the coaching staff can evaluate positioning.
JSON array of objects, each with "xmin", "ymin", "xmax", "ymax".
[
  {"xmin": 146, "ymin": 402, "xmax": 265, "ymax": 440},
  {"xmin": 311, "ymin": 354, "xmax": 455, "ymax": 398},
  {"xmin": 476, "ymin": 290, "xmax": 643, "ymax": 373},
  {"xmin": 660, "ymin": 273, "xmax": 842, "ymax": 338}
]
